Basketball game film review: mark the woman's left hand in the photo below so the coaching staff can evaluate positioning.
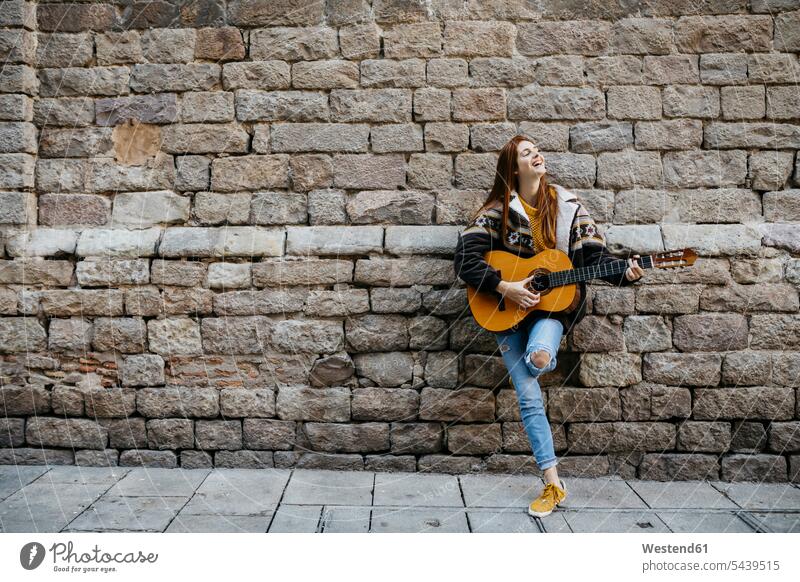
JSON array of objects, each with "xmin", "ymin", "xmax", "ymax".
[{"xmin": 625, "ymin": 254, "xmax": 644, "ymax": 282}]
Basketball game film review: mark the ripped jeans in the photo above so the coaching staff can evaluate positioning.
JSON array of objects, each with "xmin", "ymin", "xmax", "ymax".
[{"xmin": 494, "ymin": 315, "xmax": 564, "ymax": 471}]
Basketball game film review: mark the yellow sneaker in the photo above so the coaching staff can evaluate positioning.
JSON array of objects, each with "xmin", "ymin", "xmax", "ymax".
[{"xmin": 528, "ymin": 478, "xmax": 567, "ymax": 518}]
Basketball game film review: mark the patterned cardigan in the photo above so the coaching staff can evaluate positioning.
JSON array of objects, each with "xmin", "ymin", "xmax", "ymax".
[{"xmin": 453, "ymin": 183, "xmax": 635, "ymax": 335}]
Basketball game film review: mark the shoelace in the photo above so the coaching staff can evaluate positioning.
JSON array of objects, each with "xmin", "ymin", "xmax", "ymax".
[{"xmin": 540, "ymin": 483, "xmax": 562, "ymax": 503}]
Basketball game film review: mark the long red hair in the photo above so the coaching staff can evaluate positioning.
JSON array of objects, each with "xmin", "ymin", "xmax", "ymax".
[{"xmin": 472, "ymin": 135, "xmax": 558, "ymax": 250}]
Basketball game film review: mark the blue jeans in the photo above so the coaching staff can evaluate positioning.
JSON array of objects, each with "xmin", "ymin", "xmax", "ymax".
[{"xmin": 494, "ymin": 315, "xmax": 564, "ymax": 471}]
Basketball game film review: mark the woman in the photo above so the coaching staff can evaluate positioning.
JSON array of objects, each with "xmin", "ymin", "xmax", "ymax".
[{"xmin": 453, "ymin": 135, "xmax": 644, "ymax": 519}]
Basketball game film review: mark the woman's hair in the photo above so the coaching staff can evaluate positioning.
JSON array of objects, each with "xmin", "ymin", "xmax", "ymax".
[{"xmin": 471, "ymin": 134, "xmax": 558, "ymax": 250}]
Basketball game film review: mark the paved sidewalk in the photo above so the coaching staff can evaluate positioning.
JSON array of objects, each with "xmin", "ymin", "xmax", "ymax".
[{"xmin": 1, "ymin": 465, "xmax": 799, "ymax": 533}]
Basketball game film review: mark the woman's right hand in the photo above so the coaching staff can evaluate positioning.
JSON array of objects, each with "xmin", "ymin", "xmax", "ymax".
[{"xmin": 497, "ymin": 276, "xmax": 541, "ymax": 310}]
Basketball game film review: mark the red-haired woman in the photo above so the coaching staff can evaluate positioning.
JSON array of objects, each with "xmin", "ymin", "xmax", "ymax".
[{"xmin": 453, "ymin": 135, "xmax": 644, "ymax": 518}]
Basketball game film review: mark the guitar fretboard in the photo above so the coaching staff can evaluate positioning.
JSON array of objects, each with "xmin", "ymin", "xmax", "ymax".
[{"xmin": 547, "ymin": 255, "xmax": 654, "ymax": 287}]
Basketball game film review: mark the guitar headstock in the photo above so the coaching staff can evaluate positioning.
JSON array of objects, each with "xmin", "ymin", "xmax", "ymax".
[{"xmin": 651, "ymin": 248, "xmax": 697, "ymax": 269}]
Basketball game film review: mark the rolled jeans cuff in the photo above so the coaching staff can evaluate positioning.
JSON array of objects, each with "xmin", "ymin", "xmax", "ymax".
[{"xmin": 539, "ymin": 457, "xmax": 558, "ymax": 471}]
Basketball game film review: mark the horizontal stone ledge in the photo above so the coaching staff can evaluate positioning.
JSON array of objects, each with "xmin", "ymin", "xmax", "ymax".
[
  {"xmin": 603, "ymin": 224, "xmax": 664, "ymax": 254},
  {"xmin": 160, "ymin": 226, "xmax": 285, "ymax": 257},
  {"xmin": 384, "ymin": 225, "xmax": 463, "ymax": 255},
  {"xmin": 5, "ymin": 229, "xmax": 80, "ymax": 257},
  {"xmin": 758, "ymin": 222, "xmax": 800, "ymax": 254},
  {"xmin": 286, "ymin": 225, "xmax": 383, "ymax": 255},
  {"xmin": 76, "ymin": 228, "xmax": 161, "ymax": 258}
]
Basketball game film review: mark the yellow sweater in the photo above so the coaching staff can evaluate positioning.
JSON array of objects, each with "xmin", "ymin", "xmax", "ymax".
[{"xmin": 518, "ymin": 195, "xmax": 547, "ymax": 253}]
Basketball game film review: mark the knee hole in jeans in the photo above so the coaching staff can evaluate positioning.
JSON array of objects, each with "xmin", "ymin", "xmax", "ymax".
[
  {"xmin": 530, "ymin": 349, "xmax": 551, "ymax": 369},
  {"xmin": 524, "ymin": 347, "xmax": 557, "ymax": 376}
]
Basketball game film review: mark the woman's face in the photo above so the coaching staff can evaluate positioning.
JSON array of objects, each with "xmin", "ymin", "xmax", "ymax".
[{"xmin": 515, "ymin": 140, "xmax": 546, "ymax": 180}]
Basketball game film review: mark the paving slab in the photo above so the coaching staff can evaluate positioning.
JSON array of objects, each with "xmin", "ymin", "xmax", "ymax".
[
  {"xmin": 655, "ymin": 511, "xmax": 755, "ymax": 533},
  {"xmin": 709, "ymin": 481, "xmax": 800, "ymax": 511},
  {"xmin": 460, "ymin": 473, "xmax": 541, "ymax": 508},
  {"xmin": 627, "ymin": 480, "xmax": 739, "ymax": 509},
  {"xmin": 40, "ymin": 466, "xmax": 131, "ymax": 485},
  {"xmin": 467, "ymin": 508, "xmax": 541, "ymax": 533},
  {"xmin": 0, "ymin": 465, "xmax": 50, "ymax": 500},
  {"xmin": 558, "ymin": 477, "xmax": 648, "ymax": 510},
  {"xmin": 373, "ymin": 472, "xmax": 463, "ymax": 507},
  {"xmin": 64, "ymin": 495, "xmax": 188, "ymax": 532},
  {"xmin": 268, "ymin": 504, "xmax": 323, "ymax": 532},
  {"xmin": 563, "ymin": 510, "xmax": 671, "ymax": 533},
  {"xmin": 104, "ymin": 467, "xmax": 209, "ymax": 497},
  {"xmin": 166, "ymin": 513, "xmax": 273, "ymax": 533},
  {"xmin": 282, "ymin": 469, "xmax": 373, "ymax": 506},
  {"xmin": 0, "ymin": 482, "xmax": 107, "ymax": 532},
  {"xmin": 180, "ymin": 492, "xmax": 278, "ymax": 516},
  {"xmin": 538, "ymin": 512, "xmax": 572, "ymax": 532},
  {"xmin": 181, "ymin": 468, "xmax": 289, "ymax": 515},
  {"xmin": 370, "ymin": 507, "xmax": 469, "ymax": 532},
  {"xmin": 320, "ymin": 506, "xmax": 371, "ymax": 533},
  {"xmin": 749, "ymin": 512, "xmax": 800, "ymax": 533}
]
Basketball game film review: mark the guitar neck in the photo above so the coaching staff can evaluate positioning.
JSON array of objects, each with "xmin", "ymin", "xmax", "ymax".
[{"xmin": 548, "ymin": 254, "xmax": 654, "ymax": 287}]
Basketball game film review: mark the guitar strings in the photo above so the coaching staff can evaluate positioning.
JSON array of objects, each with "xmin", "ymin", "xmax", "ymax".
[{"xmin": 547, "ymin": 254, "xmax": 654, "ymax": 287}]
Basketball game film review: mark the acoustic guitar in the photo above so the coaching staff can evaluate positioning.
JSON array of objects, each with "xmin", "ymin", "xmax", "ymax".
[{"xmin": 467, "ymin": 247, "xmax": 697, "ymax": 332}]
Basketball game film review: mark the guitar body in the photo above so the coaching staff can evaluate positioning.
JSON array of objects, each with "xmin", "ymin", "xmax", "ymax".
[
  {"xmin": 465, "ymin": 245, "xmax": 695, "ymax": 333},
  {"xmin": 467, "ymin": 248, "xmax": 580, "ymax": 333}
]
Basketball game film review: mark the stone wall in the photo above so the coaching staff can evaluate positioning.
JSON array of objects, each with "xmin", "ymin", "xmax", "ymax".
[{"xmin": 0, "ymin": 0, "xmax": 799, "ymax": 481}]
